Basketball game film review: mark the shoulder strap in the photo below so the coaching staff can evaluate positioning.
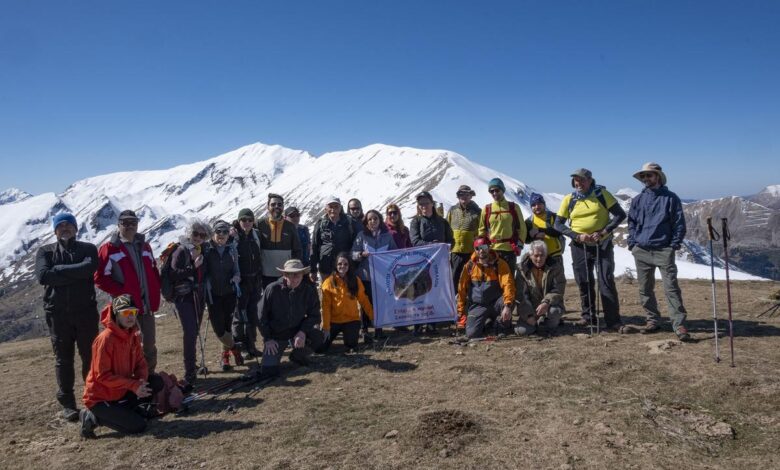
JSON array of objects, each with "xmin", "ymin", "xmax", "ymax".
[
  {"xmin": 593, "ymin": 186, "xmax": 608, "ymax": 210},
  {"xmin": 484, "ymin": 204, "xmax": 492, "ymax": 234}
]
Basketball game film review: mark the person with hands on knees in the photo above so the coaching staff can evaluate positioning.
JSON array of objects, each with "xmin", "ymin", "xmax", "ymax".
[
  {"xmin": 319, "ymin": 253, "xmax": 374, "ymax": 353},
  {"xmin": 256, "ymin": 259, "xmax": 325, "ymax": 379},
  {"xmin": 514, "ymin": 241, "xmax": 567, "ymax": 336},
  {"xmin": 79, "ymin": 294, "xmax": 164, "ymax": 438}
]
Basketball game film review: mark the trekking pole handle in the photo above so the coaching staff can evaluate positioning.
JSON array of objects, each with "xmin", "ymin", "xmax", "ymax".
[
  {"xmin": 706, "ymin": 217, "xmax": 720, "ymax": 241},
  {"xmin": 720, "ymin": 218, "xmax": 730, "ymax": 243}
]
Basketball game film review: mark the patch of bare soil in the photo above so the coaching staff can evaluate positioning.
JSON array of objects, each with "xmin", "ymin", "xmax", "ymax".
[{"xmin": 407, "ymin": 410, "xmax": 481, "ymax": 456}]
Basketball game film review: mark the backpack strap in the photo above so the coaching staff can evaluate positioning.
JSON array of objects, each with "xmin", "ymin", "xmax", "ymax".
[
  {"xmin": 486, "ymin": 201, "xmax": 521, "ymax": 245},
  {"xmin": 567, "ymin": 186, "xmax": 609, "ymax": 215}
]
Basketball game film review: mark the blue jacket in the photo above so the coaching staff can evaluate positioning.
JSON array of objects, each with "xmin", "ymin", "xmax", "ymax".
[
  {"xmin": 351, "ymin": 227, "xmax": 398, "ymax": 282},
  {"xmin": 297, "ymin": 225, "xmax": 311, "ymax": 267},
  {"xmin": 627, "ymin": 186, "xmax": 686, "ymax": 250}
]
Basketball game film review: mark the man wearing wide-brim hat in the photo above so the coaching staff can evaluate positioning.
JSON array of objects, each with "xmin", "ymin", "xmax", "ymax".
[
  {"xmin": 257, "ymin": 259, "xmax": 324, "ymax": 378},
  {"xmin": 627, "ymin": 162, "xmax": 690, "ymax": 341},
  {"xmin": 447, "ymin": 185, "xmax": 482, "ymax": 318}
]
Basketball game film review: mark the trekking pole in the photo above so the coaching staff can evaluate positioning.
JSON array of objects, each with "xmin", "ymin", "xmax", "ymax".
[
  {"xmin": 594, "ymin": 243, "xmax": 602, "ymax": 335},
  {"xmin": 195, "ymin": 292, "xmax": 209, "ymax": 378},
  {"xmin": 584, "ymin": 244, "xmax": 594, "ymax": 337},
  {"xmin": 721, "ymin": 218, "xmax": 735, "ymax": 367},
  {"xmin": 706, "ymin": 217, "xmax": 721, "ymax": 363}
]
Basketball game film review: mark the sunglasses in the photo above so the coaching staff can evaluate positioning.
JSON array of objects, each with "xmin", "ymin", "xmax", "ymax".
[
  {"xmin": 639, "ymin": 172, "xmax": 655, "ymax": 179},
  {"xmin": 192, "ymin": 231, "xmax": 207, "ymax": 238},
  {"xmin": 120, "ymin": 220, "xmax": 138, "ymax": 227},
  {"xmin": 348, "ymin": 207, "xmax": 361, "ymax": 211},
  {"xmin": 240, "ymin": 217, "xmax": 254, "ymax": 223},
  {"xmin": 117, "ymin": 307, "xmax": 139, "ymax": 317},
  {"xmin": 387, "ymin": 210, "xmax": 399, "ymax": 215},
  {"xmin": 215, "ymin": 229, "xmax": 230, "ymax": 235},
  {"xmin": 287, "ymin": 213, "xmax": 300, "ymax": 218},
  {"xmin": 489, "ymin": 188, "xmax": 503, "ymax": 194},
  {"xmin": 269, "ymin": 203, "xmax": 283, "ymax": 208},
  {"xmin": 475, "ymin": 245, "xmax": 491, "ymax": 252}
]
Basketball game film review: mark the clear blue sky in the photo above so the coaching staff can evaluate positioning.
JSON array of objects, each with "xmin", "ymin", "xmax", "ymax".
[{"xmin": 1, "ymin": 1, "xmax": 778, "ymax": 199}]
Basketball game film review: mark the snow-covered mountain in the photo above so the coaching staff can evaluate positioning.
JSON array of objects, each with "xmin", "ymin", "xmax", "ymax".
[
  {"xmin": 0, "ymin": 142, "xmax": 763, "ymax": 284},
  {"xmin": 0, "ymin": 188, "xmax": 33, "ymax": 206}
]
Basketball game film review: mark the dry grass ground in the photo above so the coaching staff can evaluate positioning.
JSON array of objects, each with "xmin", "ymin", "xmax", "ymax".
[{"xmin": 1, "ymin": 280, "xmax": 779, "ymax": 470}]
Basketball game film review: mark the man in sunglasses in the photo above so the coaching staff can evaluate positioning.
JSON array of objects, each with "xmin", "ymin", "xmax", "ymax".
[
  {"xmin": 346, "ymin": 198, "xmax": 365, "ymax": 235},
  {"xmin": 447, "ymin": 185, "xmax": 481, "ymax": 295},
  {"xmin": 285, "ymin": 206, "xmax": 311, "ymax": 267},
  {"xmin": 257, "ymin": 194, "xmax": 302, "ymax": 288},
  {"xmin": 80, "ymin": 294, "xmax": 165, "ymax": 438},
  {"xmin": 627, "ymin": 163, "xmax": 690, "ymax": 341},
  {"xmin": 35, "ymin": 212, "xmax": 99, "ymax": 422},
  {"xmin": 478, "ymin": 178, "xmax": 527, "ymax": 276},
  {"xmin": 457, "ymin": 237, "xmax": 515, "ymax": 339},
  {"xmin": 95, "ymin": 210, "xmax": 161, "ymax": 372},
  {"xmin": 232, "ymin": 208, "xmax": 263, "ymax": 358}
]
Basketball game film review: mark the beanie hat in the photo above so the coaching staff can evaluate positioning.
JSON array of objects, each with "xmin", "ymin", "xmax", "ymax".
[
  {"xmin": 529, "ymin": 193, "xmax": 545, "ymax": 206},
  {"xmin": 284, "ymin": 206, "xmax": 300, "ymax": 217},
  {"xmin": 213, "ymin": 220, "xmax": 231, "ymax": 231},
  {"xmin": 52, "ymin": 212, "xmax": 78, "ymax": 231},
  {"xmin": 488, "ymin": 178, "xmax": 506, "ymax": 192},
  {"xmin": 238, "ymin": 208, "xmax": 255, "ymax": 220}
]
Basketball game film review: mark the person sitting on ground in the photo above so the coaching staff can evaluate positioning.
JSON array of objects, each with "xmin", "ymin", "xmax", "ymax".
[
  {"xmin": 80, "ymin": 294, "xmax": 164, "ymax": 438},
  {"xmin": 204, "ymin": 220, "xmax": 244, "ymax": 371},
  {"xmin": 257, "ymin": 259, "xmax": 325, "ymax": 379},
  {"xmin": 514, "ymin": 241, "xmax": 567, "ymax": 336},
  {"xmin": 35, "ymin": 212, "xmax": 99, "ymax": 422},
  {"xmin": 352, "ymin": 210, "xmax": 397, "ymax": 341},
  {"xmin": 457, "ymin": 237, "xmax": 515, "ymax": 339},
  {"xmin": 385, "ymin": 203, "xmax": 412, "ymax": 249},
  {"xmin": 318, "ymin": 253, "xmax": 374, "ymax": 353},
  {"xmin": 168, "ymin": 219, "xmax": 210, "ymax": 391}
]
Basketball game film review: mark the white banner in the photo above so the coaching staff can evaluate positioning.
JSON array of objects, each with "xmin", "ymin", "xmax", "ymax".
[{"xmin": 368, "ymin": 243, "xmax": 456, "ymax": 327}]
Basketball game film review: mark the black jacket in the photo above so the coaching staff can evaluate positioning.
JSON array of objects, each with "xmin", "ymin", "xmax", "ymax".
[
  {"xmin": 232, "ymin": 223, "xmax": 263, "ymax": 278},
  {"xmin": 35, "ymin": 239, "xmax": 99, "ymax": 314},
  {"xmin": 258, "ymin": 278, "xmax": 321, "ymax": 341},
  {"xmin": 311, "ymin": 214, "xmax": 356, "ymax": 275},
  {"xmin": 203, "ymin": 240, "xmax": 239, "ymax": 297},
  {"xmin": 410, "ymin": 213, "xmax": 455, "ymax": 247}
]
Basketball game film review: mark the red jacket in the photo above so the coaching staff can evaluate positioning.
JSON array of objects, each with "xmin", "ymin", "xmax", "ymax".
[
  {"xmin": 95, "ymin": 233, "xmax": 161, "ymax": 320},
  {"xmin": 83, "ymin": 305, "xmax": 148, "ymax": 409}
]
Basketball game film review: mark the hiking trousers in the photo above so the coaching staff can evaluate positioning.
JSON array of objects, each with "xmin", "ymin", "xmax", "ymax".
[
  {"xmin": 174, "ymin": 293, "xmax": 205, "ymax": 385},
  {"xmin": 632, "ymin": 246, "xmax": 687, "ymax": 330},
  {"xmin": 88, "ymin": 374, "xmax": 163, "ymax": 435},
  {"xmin": 233, "ymin": 276, "xmax": 261, "ymax": 353},
  {"xmin": 318, "ymin": 320, "xmax": 362, "ymax": 352},
  {"xmin": 208, "ymin": 293, "xmax": 237, "ymax": 350},
  {"xmin": 136, "ymin": 310, "xmax": 157, "ymax": 374},
  {"xmin": 261, "ymin": 328, "xmax": 325, "ymax": 370},
  {"xmin": 516, "ymin": 300, "xmax": 564, "ymax": 331},
  {"xmin": 45, "ymin": 309, "xmax": 98, "ymax": 410},
  {"xmin": 466, "ymin": 297, "xmax": 511, "ymax": 339},
  {"xmin": 450, "ymin": 252, "xmax": 471, "ymax": 289},
  {"xmin": 495, "ymin": 250, "xmax": 518, "ymax": 276},
  {"xmin": 570, "ymin": 240, "xmax": 621, "ymax": 327}
]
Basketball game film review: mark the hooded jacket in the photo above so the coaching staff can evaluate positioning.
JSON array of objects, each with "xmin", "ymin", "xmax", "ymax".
[
  {"xmin": 351, "ymin": 226, "xmax": 398, "ymax": 281},
  {"xmin": 203, "ymin": 239, "xmax": 240, "ymax": 298},
  {"xmin": 456, "ymin": 251, "xmax": 515, "ymax": 317},
  {"xmin": 447, "ymin": 201, "xmax": 482, "ymax": 254},
  {"xmin": 515, "ymin": 253, "xmax": 566, "ymax": 308},
  {"xmin": 35, "ymin": 239, "xmax": 99, "ymax": 315},
  {"xmin": 627, "ymin": 185, "xmax": 686, "ymax": 250},
  {"xmin": 95, "ymin": 233, "xmax": 161, "ymax": 318},
  {"xmin": 258, "ymin": 278, "xmax": 322, "ymax": 341},
  {"xmin": 231, "ymin": 222, "xmax": 263, "ymax": 279},
  {"xmin": 311, "ymin": 214, "xmax": 356, "ymax": 275},
  {"xmin": 83, "ymin": 305, "xmax": 147, "ymax": 409},
  {"xmin": 321, "ymin": 274, "xmax": 374, "ymax": 330}
]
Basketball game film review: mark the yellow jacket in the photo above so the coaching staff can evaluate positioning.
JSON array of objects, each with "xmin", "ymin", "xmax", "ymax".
[
  {"xmin": 447, "ymin": 201, "xmax": 482, "ymax": 254},
  {"xmin": 321, "ymin": 274, "xmax": 373, "ymax": 331},
  {"xmin": 478, "ymin": 200, "xmax": 527, "ymax": 253}
]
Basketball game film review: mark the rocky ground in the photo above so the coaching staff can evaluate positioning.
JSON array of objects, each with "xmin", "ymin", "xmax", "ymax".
[{"xmin": 1, "ymin": 279, "xmax": 779, "ymax": 469}]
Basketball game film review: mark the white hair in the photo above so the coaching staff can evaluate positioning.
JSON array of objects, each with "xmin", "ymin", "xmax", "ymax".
[
  {"xmin": 185, "ymin": 218, "xmax": 213, "ymax": 240},
  {"xmin": 529, "ymin": 240, "xmax": 548, "ymax": 256}
]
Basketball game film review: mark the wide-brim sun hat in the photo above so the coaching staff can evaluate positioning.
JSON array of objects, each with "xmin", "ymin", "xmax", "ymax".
[
  {"xmin": 633, "ymin": 162, "xmax": 667, "ymax": 186},
  {"xmin": 276, "ymin": 259, "xmax": 311, "ymax": 274}
]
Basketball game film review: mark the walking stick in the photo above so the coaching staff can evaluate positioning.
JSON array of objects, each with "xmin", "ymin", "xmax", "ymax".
[
  {"xmin": 582, "ymin": 243, "xmax": 594, "ymax": 337},
  {"xmin": 594, "ymin": 243, "xmax": 601, "ymax": 335},
  {"xmin": 721, "ymin": 218, "xmax": 735, "ymax": 367},
  {"xmin": 706, "ymin": 217, "xmax": 721, "ymax": 363},
  {"xmin": 195, "ymin": 291, "xmax": 209, "ymax": 378}
]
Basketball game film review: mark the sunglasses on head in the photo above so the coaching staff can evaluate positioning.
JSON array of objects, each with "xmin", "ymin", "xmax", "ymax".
[
  {"xmin": 240, "ymin": 217, "xmax": 254, "ymax": 223},
  {"xmin": 117, "ymin": 307, "xmax": 139, "ymax": 317}
]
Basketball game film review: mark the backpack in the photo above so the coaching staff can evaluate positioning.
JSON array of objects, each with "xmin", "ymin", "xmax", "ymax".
[
  {"xmin": 153, "ymin": 371, "xmax": 185, "ymax": 414},
  {"xmin": 566, "ymin": 185, "xmax": 608, "ymax": 216},
  {"xmin": 525, "ymin": 211, "xmax": 566, "ymax": 255},
  {"xmin": 320, "ymin": 215, "xmax": 355, "ymax": 242},
  {"xmin": 483, "ymin": 201, "xmax": 522, "ymax": 254},
  {"xmin": 159, "ymin": 242, "xmax": 180, "ymax": 302}
]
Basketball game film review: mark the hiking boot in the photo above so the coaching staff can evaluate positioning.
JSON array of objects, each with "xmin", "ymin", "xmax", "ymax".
[
  {"xmin": 62, "ymin": 406, "xmax": 79, "ymax": 423},
  {"xmin": 675, "ymin": 326, "xmax": 692, "ymax": 342},
  {"xmin": 230, "ymin": 347, "xmax": 245, "ymax": 366},
  {"xmin": 514, "ymin": 324, "xmax": 537, "ymax": 336},
  {"xmin": 640, "ymin": 320, "xmax": 660, "ymax": 334},
  {"xmin": 181, "ymin": 382, "xmax": 194, "ymax": 394},
  {"xmin": 79, "ymin": 409, "xmax": 97, "ymax": 439},
  {"xmin": 289, "ymin": 350, "xmax": 311, "ymax": 367},
  {"xmin": 575, "ymin": 317, "xmax": 592, "ymax": 327},
  {"xmin": 221, "ymin": 351, "xmax": 232, "ymax": 372},
  {"xmin": 606, "ymin": 323, "xmax": 628, "ymax": 334},
  {"xmin": 374, "ymin": 328, "xmax": 386, "ymax": 340},
  {"xmin": 363, "ymin": 330, "xmax": 374, "ymax": 345}
]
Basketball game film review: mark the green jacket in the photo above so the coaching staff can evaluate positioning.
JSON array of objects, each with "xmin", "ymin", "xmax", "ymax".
[
  {"xmin": 515, "ymin": 253, "xmax": 566, "ymax": 307},
  {"xmin": 447, "ymin": 201, "xmax": 482, "ymax": 254}
]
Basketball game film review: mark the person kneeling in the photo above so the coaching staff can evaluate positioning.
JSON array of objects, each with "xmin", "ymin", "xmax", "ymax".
[
  {"xmin": 80, "ymin": 295, "xmax": 163, "ymax": 438},
  {"xmin": 457, "ymin": 237, "xmax": 516, "ymax": 339},
  {"xmin": 514, "ymin": 241, "xmax": 567, "ymax": 336},
  {"xmin": 257, "ymin": 259, "xmax": 325, "ymax": 378},
  {"xmin": 319, "ymin": 253, "xmax": 374, "ymax": 353}
]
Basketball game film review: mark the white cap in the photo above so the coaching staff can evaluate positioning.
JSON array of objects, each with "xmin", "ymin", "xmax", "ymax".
[{"xmin": 325, "ymin": 195, "xmax": 341, "ymax": 206}]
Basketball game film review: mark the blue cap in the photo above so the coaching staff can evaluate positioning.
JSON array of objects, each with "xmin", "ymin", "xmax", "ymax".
[
  {"xmin": 488, "ymin": 178, "xmax": 506, "ymax": 192},
  {"xmin": 530, "ymin": 193, "xmax": 545, "ymax": 205},
  {"xmin": 52, "ymin": 212, "xmax": 78, "ymax": 231}
]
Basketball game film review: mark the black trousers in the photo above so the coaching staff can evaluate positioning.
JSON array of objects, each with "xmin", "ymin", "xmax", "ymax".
[
  {"xmin": 360, "ymin": 280, "xmax": 374, "ymax": 331},
  {"xmin": 90, "ymin": 374, "xmax": 164, "ymax": 435},
  {"xmin": 319, "ymin": 320, "xmax": 362, "ymax": 352},
  {"xmin": 46, "ymin": 309, "xmax": 98, "ymax": 409},
  {"xmin": 495, "ymin": 250, "xmax": 518, "ymax": 276},
  {"xmin": 450, "ymin": 252, "xmax": 471, "ymax": 288},
  {"xmin": 233, "ymin": 276, "xmax": 261, "ymax": 352},
  {"xmin": 208, "ymin": 293, "xmax": 237, "ymax": 340},
  {"xmin": 570, "ymin": 239, "xmax": 621, "ymax": 327}
]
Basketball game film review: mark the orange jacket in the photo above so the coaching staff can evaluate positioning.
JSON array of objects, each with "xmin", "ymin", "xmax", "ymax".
[
  {"xmin": 83, "ymin": 305, "xmax": 148, "ymax": 409},
  {"xmin": 321, "ymin": 274, "xmax": 373, "ymax": 331},
  {"xmin": 457, "ymin": 251, "xmax": 516, "ymax": 317}
]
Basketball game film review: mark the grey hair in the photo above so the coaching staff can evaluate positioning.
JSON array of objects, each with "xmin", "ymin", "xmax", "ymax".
[
  {"xmin": 529, "ymin": 240, "xmax": 548, "ymax": 256},
  {"xmin": 186, "ymin": 218, "xmax": 213, "ymax": 240}
]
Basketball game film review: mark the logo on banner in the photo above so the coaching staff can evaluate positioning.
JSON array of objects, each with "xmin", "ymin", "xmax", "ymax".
[{"xmin": 392, "ymin": 259, "xmax": 433, "ymax": 300}]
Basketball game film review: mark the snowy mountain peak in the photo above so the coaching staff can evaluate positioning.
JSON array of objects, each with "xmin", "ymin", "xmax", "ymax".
[
  {"xmin": 0, "ymin": 188, "xmax": 33, "ymax": 206},
  {"xmin": 759, "ymin": 185, "xmax": 780, "ymax": 197}
]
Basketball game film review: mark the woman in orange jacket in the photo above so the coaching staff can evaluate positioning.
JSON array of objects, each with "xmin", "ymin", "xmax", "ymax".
[
  {"xmin": 80, "ymin": 294, "xmax": 163, "ymax": 438},
  {"xmin": 318, "ymin": 253, "xmax": 374, "ymax": 352}
]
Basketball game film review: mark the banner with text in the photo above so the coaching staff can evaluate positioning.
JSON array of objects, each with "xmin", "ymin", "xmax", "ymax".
[{"xmin": 368, "ymin": 243, "xmax": 456, "ymax": 327}]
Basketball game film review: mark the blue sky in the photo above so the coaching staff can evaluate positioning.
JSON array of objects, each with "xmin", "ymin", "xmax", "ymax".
[{"xmin": 1, "ymin": 1, "xmax": 778, "ymax": 199}]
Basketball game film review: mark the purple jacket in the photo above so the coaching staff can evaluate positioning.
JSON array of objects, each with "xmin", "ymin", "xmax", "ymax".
[{"xmin": 385, "ymin": 222, "xmax": 412, "ymax": 249}]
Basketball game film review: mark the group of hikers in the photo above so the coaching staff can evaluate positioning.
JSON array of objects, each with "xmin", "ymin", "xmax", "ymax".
[{"xmin": 35, "ymin": 161, "xmax": 689, "ymax": 438}]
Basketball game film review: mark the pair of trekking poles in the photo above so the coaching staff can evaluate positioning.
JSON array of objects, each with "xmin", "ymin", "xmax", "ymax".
[{"xmin": 706, "ymin": 217, "xmax": 735, "ymax": 367}]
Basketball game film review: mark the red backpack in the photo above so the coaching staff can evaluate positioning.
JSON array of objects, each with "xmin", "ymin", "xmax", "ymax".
[{"xmin": 483, "ymin": 201, "xmax": 522, "ymax": 254}]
